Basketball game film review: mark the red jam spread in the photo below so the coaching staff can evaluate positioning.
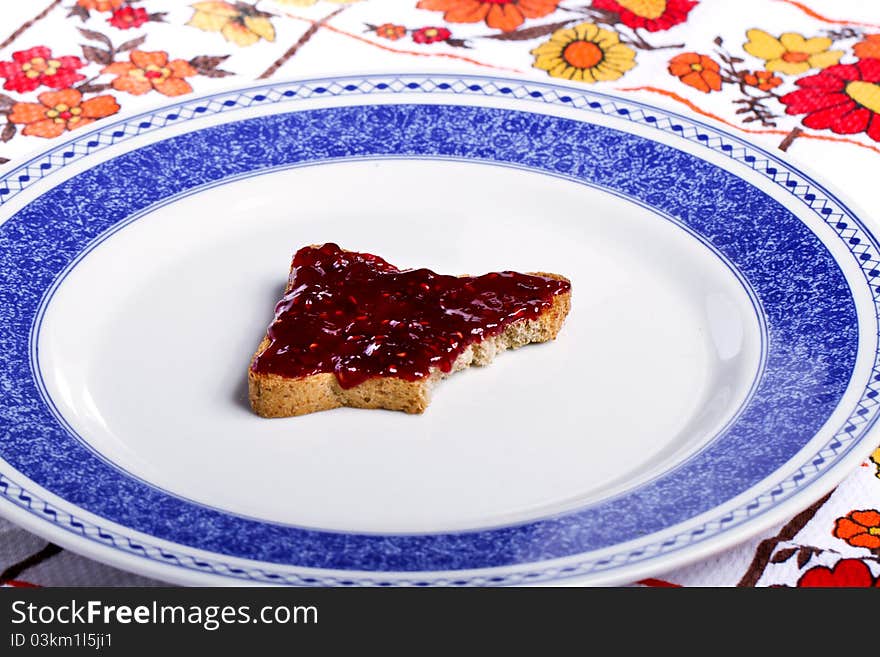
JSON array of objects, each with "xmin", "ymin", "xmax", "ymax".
[{"xmin": 250, "ymin": 243, "xmax": 570, "ymax": 388}]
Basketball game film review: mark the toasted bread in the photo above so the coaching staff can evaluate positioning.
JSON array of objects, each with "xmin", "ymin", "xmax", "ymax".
[{"xmin": 248, "ymin": 245, "xmax": 570, "ymax": 417}]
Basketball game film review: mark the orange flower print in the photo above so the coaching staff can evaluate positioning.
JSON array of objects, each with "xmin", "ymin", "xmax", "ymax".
[
  {"xmin": 854, "ymin": 34, "xmax": 880, "ymax": 60},
  {"xmin": 77, "ymin": 0, "xmax": 124, "ymax": 10},
  {"xmin": 834, "ymin": 510, "xmax": 880, "ymax": 550},
  {"xmin": 416, "ymin": 0, "xmax": 560, "ymax": 33},
  {"xmin": 102, "ymin": 51, "xmax": 197, "ymax": 97},
  {"xmin": 8, "ymin": 89, "xmax": 119, "ymax": 139},
  {"xmin": 743, "ymin": 70, "xmax": 782, "ymax": 91},
  {"xmin": 668, "ymin": 52, "xmax": 722, "ymax": 92},
  {"xmin": 375, "ymin": 23, "xmax": 407, "ymax": 40}
]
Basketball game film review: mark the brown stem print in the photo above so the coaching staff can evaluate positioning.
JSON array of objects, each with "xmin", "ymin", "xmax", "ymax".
[
  {"xmin": 0, "ymin": 0, "xmax": 63, "ymax": 53},
  {"xmin": 737, "ymin": 489, "xmax": 834, "ymax": 587},
  {"xmin": 0, "ymin": 94, "xmax": 15, "ymax": 144},
  {"xmin": 560, "ymin": 5, "xmax": 621, "ymax": 25},
  {"xmin": 77, "ymin": 27, "xmax": 118, "ymax": 67},
  {"xmin": 480, "ymin": 19, "xmax": 577, "ymax": 41},
  {"xmin": 0, "ymin": 542, "xmax": 62, "ymax": 585},
  {"xmin": 822, "ymin": 27, "xmax": 863, "ymax": 40},
  {"xmin": 778, "ymin": 127, "xmax": 804, "ymax": 152},
  {"xmin": 621, "ymin": 27, "xmax": 682, "ymax": 51},
  {"xmin": 258, "ymin": 6, "xmax": 348, "ymax": 80},
  {"xmin": 714, "ymin": 37, "xmax": 780, "ymax": 128},
  {"xmin": 733, "ymin": 96, "xmax": 779, "ymax": 128}
]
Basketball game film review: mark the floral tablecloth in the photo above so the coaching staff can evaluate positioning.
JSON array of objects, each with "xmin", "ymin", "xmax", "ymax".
[{"xmin": 1, "ymin": 0, "xmax": 879, "ymax": 588}]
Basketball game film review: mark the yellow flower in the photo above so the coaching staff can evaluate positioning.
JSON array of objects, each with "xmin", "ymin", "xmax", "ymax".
[
  {"xmin": 743, "ymin": 29, "xmax": 843, "ymax": 75},
  {"xmin": 531, "ymin": 23, "xmax": 636, "ymax": 83},
  {"xmin": 188, "ymin": 1, "xmax": 275, "ymax": 47}
]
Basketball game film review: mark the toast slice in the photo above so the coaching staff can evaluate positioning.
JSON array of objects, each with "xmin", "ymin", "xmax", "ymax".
[{"xmin": 248, "ymin": 244, "xmax": 571, "ymax": 417}]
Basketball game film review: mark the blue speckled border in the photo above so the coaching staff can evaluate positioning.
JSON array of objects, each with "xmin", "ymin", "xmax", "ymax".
[{"xmin": 0, "ymin": 75, "xmax": 876, "ymax": 585}]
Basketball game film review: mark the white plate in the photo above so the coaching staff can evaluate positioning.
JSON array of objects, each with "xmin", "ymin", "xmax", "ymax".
[{"xmin": 0, "ymin": 74, "xmax": 877, "ymax": 586}]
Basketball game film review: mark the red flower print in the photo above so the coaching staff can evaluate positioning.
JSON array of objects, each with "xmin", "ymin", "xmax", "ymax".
[
  {"xmin": 412, "ymin": 26, "xmax": 452, "ymax": 44},
  {"xmin": 375, "ymin": 23, "xmax": 407, "ymax": 41},
  {"xmin": 743, "ymin": 70, "xmax": 782, "ymax": 91},
  {"xmin": 7, "ymin": 89, "xmax": 119, "ymax": 139},
  {"xmin": 798, "ymin": 559, "xmax": 880, "ymax": 587},
  {"xmin": 668, "ymin": 52, "xmax": 722, "ymax": 93},
  {"xmin": 108, "ymin": 6, "xmax": 149, "ymax": 30},
  {"xmin": 416, "ymin": 0, "xmax": 561, "ymax": 33},
  {"xmin": 780, "ymin": 58, "xmax": 880, "ymax": 142},
  {"xmin": 0, "ymin": 46, "xmax": 85, "ymax": 94},
  {"xmin": 592, "ymin": 0, "xmax": 697, "ymax": 33},
  {"xmin": 834, "ymin": 510, "xmax": 880, "ymax": 550},
  {"xmin": 102, "ymin": 50, "xmax": 197, "ymax": 97}
]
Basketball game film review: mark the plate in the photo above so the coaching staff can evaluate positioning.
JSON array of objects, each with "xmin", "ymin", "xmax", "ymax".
[{"xmin": 1, "ymin": 73, "xmax": 878, "ymax": 586}]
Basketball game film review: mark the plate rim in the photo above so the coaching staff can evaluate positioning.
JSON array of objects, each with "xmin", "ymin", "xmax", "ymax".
[{"xmin": 1, "ymin": 72, "xmax": 878, "ymax": 586}]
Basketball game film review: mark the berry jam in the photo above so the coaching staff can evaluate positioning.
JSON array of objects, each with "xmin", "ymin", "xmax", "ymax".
[{"xmin": 250, "ymin": 243, "xmax": 571, "ymax": 388}]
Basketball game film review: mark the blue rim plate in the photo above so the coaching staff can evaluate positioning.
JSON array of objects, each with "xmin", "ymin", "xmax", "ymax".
[{"xmin": 1, "ymin": 74, "xmax": 878, "ymax": 586}]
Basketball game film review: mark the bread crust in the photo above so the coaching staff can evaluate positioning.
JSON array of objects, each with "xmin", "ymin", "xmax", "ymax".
[{"xmin": 248, "ymin": 271, "xmax": 570, "ymax": 417}]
